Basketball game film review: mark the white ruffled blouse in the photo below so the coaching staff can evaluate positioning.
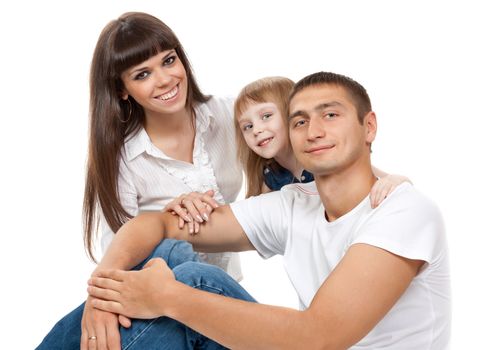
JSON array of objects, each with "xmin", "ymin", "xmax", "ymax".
[{"xmin": 100, "ymin": 96, "xmax": 243, "ymax": 280}]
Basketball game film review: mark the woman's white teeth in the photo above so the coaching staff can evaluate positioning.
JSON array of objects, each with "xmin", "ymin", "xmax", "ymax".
[{"xmin": 159, "ymin": 85, "xmax": 178, "ymax": 100}]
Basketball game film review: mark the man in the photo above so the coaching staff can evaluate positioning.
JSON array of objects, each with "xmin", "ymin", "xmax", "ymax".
[{"xmin": 40, "ymin": 72, "xmax": 451, "ymax": 349}]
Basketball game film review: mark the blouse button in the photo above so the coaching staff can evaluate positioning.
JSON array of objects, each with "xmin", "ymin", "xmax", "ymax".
[{"xmin": 301, "ymin": 175, "xmax": 306, "ymax": 181}]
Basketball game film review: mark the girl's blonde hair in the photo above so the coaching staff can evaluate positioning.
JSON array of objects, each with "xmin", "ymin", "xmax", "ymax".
[{"xmin": 234, "ymin": 76, "xmax": 295, "ymax": 197}]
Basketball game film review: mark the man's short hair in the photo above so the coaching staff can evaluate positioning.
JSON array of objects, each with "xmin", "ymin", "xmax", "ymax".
[{"xmin": 290, "ymin": 72, "xmax": 372, "ymax": 125}]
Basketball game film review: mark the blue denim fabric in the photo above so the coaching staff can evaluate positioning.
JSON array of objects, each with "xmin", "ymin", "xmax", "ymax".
[
  {"xmin": 36, "ymin": 240, "xmax": 255, "ymax": 350},
  {"xmin": 263, "ymin": 164, "xmax": 314, "ymax": 191}
]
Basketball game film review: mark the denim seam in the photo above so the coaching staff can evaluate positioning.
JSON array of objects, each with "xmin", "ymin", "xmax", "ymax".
[{"xmin": 123, "ymin": 317, "xmax": 160, "ymax": 350}]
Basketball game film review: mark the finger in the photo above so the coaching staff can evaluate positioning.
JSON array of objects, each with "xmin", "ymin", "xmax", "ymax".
[
  {"xmin": 106, "ymin": 318, "xmax": 122, "ymax": 350},
  {"xmin": 173, "ymin": 204, "xmax": 192, "ymax": 222},
  {"xmin": 369, "ymin": 185, "xmax": 378, "ymax": 208},
  {"xmin": 194, "ymin": 220, "xmax": 200, "ymax": 234},
  {"xmin": 192, "ymin": 198, "xmax": 212, "ymax": 221},
  {"xmin": 93, "ymin": 269, "xmax": 126, "ymax": 282},
  {"xmin": 204, "ymin": 189, "xmax": 215, "ymax": 197},
  {"xmin": 89, "ymin": 276, "xmax": 123, "ymax": 290},
  {"xmin": 201, "ymin": 193, "xmax": 220, "ymax": 208},
  {"xmin": 93, "ymin": 321, "xmax": 107, "ymax": 350},
  {"xmin": 143, "ymin": 257, "xmax": 163, "ymax": 269},
  {"xmin": 91, "ymin": 298, "xmax": 124, "ymax": 315},
  {"xmin": 182, "ymin": 200, "xmax": 204, "ymax": 223},
  {"xmin": 81, "ymin": 324, "xmax": 89, "ymax": 350},
  {"xmin": 87, "ymin": 285, "xmax": 121, "ymax": 302},
  {"xmin": 188, "ymin": 216, "xmax": 195, "ymax": 235},
  {"xmin": 178, "ymin": 215, "xmax": 185, "ymax": 229},
  {"xmin": 118, "ymin": 314, "xmax": 132, "ymax": 329}
]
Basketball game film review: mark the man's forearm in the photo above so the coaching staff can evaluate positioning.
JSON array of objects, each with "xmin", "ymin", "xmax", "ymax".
[
  {"xmin": 94, "ymin": 212, "xmax": 168, "ymax": 274},
  {"xmin": 164, "ymin": 281, "xmax": 324, "ymax": 350}
]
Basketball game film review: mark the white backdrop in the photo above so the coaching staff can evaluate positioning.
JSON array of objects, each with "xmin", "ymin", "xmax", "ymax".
[{"xmin": 1, "ymin": 0, "xmax": 482, "ymax": 348}]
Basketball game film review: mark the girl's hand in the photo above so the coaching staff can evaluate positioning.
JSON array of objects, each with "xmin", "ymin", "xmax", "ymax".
[
  {"xmin": 370, "ymin": 175, "xmax": 412, "ymax": 209},
  {"xmin": 88, "ymin": 258, "xmax": 175, "ymax": 319},
  {"xmin": 163, "ymin": 190, "xmax": 220, "ymax": 234}
]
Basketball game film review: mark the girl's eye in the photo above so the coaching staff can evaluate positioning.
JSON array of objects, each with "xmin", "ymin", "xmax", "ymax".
[
  {"xmin": 261, "ymin": 113, "xmax": 272, "ymax": 120},
  {"xmin": 164, "ymin": 55, "xmax": 176, "ymax": 66},
  {"xmin": 134, "ymin": 71, "xmax": 149, "ymax": 80},
  {"xmin": 242, "ymin": 123, "xmax": 253, "ymax": 132}
]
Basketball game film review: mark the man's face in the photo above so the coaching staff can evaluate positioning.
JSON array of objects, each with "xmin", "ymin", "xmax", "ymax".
[{"xmin": 288, "ymin": 84, "xmax": 375, "ymax": 176}]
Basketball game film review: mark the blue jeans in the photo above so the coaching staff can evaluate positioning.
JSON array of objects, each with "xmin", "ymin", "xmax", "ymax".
[{"xmin": 36, "ymin": 239, "xmax": 256, "ymax": 349}]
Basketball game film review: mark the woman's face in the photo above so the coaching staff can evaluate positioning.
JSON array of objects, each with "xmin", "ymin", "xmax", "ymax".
[
  {"xmin": 237, "ymin": 101, "xmax": 289, "ymax": 159},
  {"xmin": 120, "ymin": 49, "xmax": 188, "ymax": 117}
]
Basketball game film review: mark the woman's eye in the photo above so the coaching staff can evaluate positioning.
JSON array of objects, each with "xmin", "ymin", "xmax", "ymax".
[
  {"xmin": 261, "ymin": 113, "xmax": 272, "ymax": 120},
  {"xmin": 164, "ymin": 55, "xmax": 176, "ymax": 65},
  {"xmin": 134, "ymin": 71, "xmax": 149, "ymax": 80}
]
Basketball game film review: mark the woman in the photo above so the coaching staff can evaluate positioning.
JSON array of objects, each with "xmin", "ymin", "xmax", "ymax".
[{"xmin": 38, "ymin": 11, "xmax": 244, "ymax": 349}]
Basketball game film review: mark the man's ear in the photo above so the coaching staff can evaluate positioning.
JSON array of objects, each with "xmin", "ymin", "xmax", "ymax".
[{"xmin": 364, "ymin": 111, "xmax": 377, "ymax": 144}]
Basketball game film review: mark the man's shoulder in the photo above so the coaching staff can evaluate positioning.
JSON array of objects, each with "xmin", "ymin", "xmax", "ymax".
[
  {"xmin": 278, "ymin": 182, "xmax": 322, "ymax": 209},
  {"xmin": 376, "ymin": 183, "xmax": 442, "ymax": 223}
]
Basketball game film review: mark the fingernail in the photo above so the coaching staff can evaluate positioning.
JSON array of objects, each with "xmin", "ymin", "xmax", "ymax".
[
  {"xmin": 196, "ymin": 215, "xmax": 203, "ymax": 223},
  {"xmin": 185, "ymin": 216, "xmax": 192, "ymax": 222},
  {"xmin": 203, "ymin": 213, "xmax": 209, "ymax": 221}
]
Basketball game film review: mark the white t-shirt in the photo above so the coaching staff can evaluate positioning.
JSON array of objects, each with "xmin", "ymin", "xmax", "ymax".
[
  {"xmin": 230, "ymin": 182, "xmax": 450, "ymax": 349},
  {"xmin": 101, "ymin": 96, "xmax": 243, "ymax": 281}
]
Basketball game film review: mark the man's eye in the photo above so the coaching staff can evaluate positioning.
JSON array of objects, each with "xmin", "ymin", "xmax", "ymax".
[
  {"xmin": 325, "ymin": 113, "xmax": 337, "ymax": 119},
  {"xmin": 293, "ymin": 119, "xmax": 306, "ymax": 128}
]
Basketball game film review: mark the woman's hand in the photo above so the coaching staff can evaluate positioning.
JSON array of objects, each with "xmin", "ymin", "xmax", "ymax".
[
  {"xmin": 163, "ymin": 190, "xmax": 220, "ymax": 234},
  {"xmin": 88, "ymin": 258, "xmax": 175, "ymax": 319},
  {"xmin": 81, "ymin": 296, "xmax": 122, "ymax": 350},
  {"xmin": 81, "ymin": 268, "xmax": 134, "ymax": 350},
  {"xmin": 370, "ymin": 174, "xmax": 412, "ymax": 208}
]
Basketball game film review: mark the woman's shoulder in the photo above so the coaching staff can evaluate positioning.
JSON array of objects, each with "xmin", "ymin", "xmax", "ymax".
[
  {"xmin": 199, "ymin": 96, "xmax": 235, "ymax": 115},
  {"xmin": 195, "ymin": 96, "xmax": 235, "ymax": 130}
]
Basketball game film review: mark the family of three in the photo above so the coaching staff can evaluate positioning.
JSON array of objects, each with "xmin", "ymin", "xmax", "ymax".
[{"xmin": 37, "ymin": 11, "xmax": 451, "ymax": 350}]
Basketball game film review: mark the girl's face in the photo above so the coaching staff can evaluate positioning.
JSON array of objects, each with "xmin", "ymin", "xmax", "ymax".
[
  {"xmin": 238, "ymin": 102, "xmax": 289, "ymax": 159},
  {"xmin": 120, "ymin": 49, "xmax": 188, "ymax": 117}
]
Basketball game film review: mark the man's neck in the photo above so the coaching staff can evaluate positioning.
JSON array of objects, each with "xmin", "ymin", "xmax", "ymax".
[{"xmin": 315, "ymin": 160, "xmax": 377, "ymax": 222}]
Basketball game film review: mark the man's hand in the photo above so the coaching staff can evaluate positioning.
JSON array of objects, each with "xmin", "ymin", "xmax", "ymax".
[{"xmin": 88, "ymin": 258, "xmax": 175, "ymax": 319}]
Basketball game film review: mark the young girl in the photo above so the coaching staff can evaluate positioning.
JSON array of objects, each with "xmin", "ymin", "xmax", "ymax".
[{"xmin": 233, "ymin": 76, "xmax": 408, "ymax": 202}]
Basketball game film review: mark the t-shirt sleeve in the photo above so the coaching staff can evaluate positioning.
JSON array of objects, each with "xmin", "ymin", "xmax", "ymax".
[
  {"xmin": 230, "ymin": 191, "xmax": 291, "ymax": 258},
  {"xmin": 352, "ymin": 183, "xmax": 445, "ymax": 265}
]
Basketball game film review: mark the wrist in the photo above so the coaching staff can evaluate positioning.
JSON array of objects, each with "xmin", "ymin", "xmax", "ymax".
[{"xmin": 160, "ymin": 279, "xmax": 187, "ymax": 318}]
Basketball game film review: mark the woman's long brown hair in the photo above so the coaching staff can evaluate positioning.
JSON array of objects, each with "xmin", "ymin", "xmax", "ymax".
[{"xmin": 84, "ymin": 12, "xmax": 209, "ymax": 261}]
